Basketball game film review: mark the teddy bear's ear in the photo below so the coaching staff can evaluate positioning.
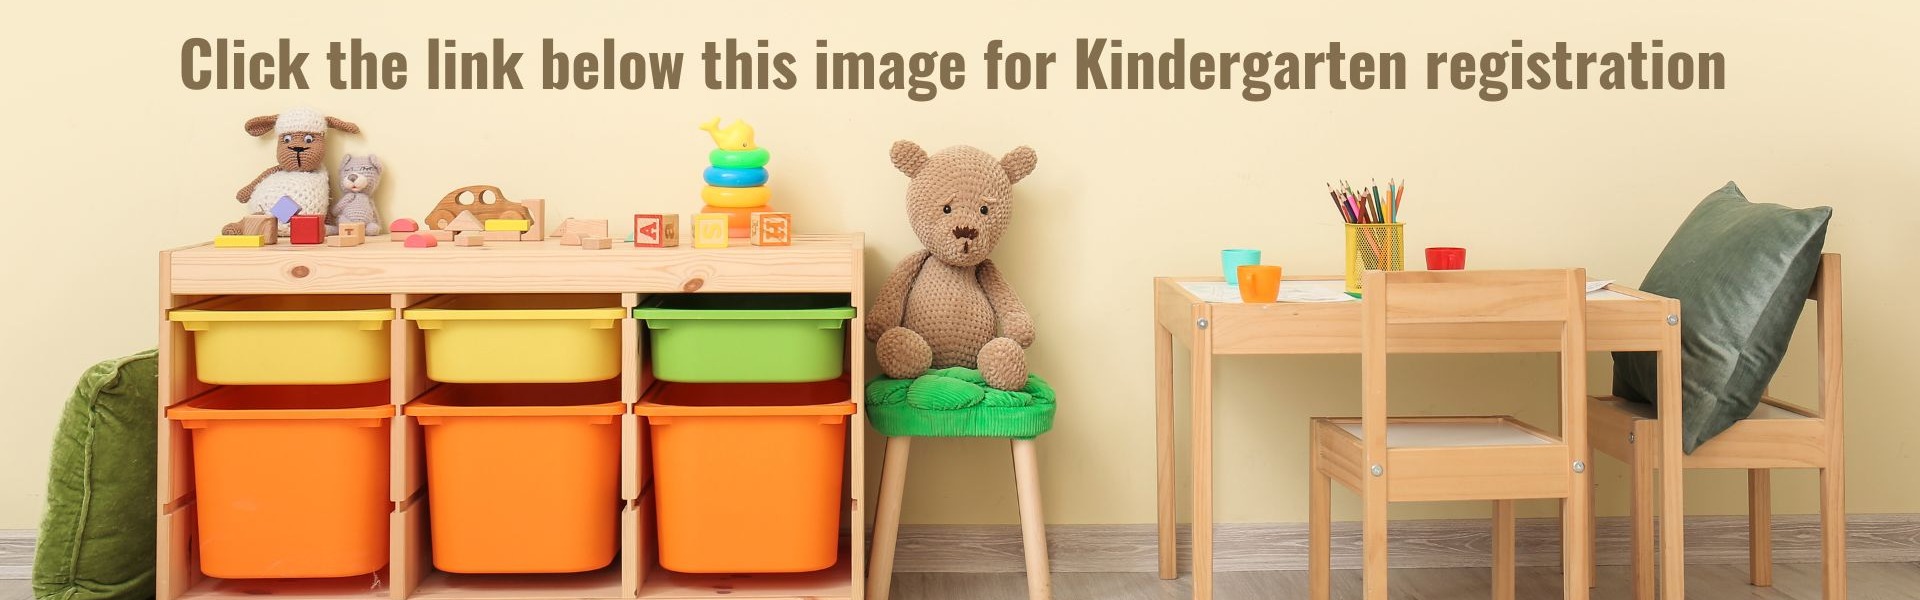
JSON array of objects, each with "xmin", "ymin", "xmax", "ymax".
[
  {"xmin": 1000, "ymin": 146, "xmax": 1037, "ymax": 185},
  {"xmin": 890, "ymin": 140, "xmax": 928, "ymax": 178},
  {"xmin": 326, "ymin": 117, "xmax": 361, "ymax": 135},
  {"xmin": 244, "ymin": 115, "xmax": 279, "ymax": 137}
]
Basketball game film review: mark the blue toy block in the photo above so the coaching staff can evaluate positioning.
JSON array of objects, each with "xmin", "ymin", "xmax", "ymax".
[{"xmin": 270, "ymin": 196, "xmax": 301, "ymax": 223}]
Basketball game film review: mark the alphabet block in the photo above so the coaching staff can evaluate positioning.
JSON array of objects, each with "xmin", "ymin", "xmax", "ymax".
[
  {"xmin": 339, "ymin": 222, "xmax": 366, "ymax": 243},
  {"xmin": 633, "ymin": 213, "xmax": 681, "ymax": 247},
  {"xmin": 692, "ymin": 213, "xmax": 730, "ymax": 248},
  {"xmin": 289, "ymin": 215, "xmax": 324, "ymax": 244},
  {"xmin": 749, "ymin": 212, "xmax": 792, "ymax": 246}
]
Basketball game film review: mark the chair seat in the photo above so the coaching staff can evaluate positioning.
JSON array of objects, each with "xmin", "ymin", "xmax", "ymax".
[
  {"xmin": 1313, "ymin": 416, "xmax": 1572, "ymax": 502},
  {"xmin": 1335, "ymin": 419, "xmax": 1557, "ymax": 448},
  {"xmin": 1589, "ymin": 396, "xmax": 1830, "ymax": 469}
]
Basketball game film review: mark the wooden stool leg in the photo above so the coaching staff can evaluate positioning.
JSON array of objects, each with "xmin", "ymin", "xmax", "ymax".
[
  {"xmin": 1011, "ymin": 439, "xmax": 1052, "ymax": 600},
  {"xmin": 1749, "ymin": 469, "xmax": 1773, "ymax": 587},
  {"xmin": 1820, "ymin": 465, "xmax": 1847, "ymax": 600},
  {"xmin": 1494, "ymin": 500, "xmax": 1515, "ymax": 600},
  {"xmin": 866, "ymin": 437, "xmax": 913, "ymax": 600},
  {"xmin": 1309, "ymin": 436, "xmax": 1331, "ymax": 600},
  {"xmin": 1630, "ymin": 430, "xmax": 1656, "ymax": 600}
]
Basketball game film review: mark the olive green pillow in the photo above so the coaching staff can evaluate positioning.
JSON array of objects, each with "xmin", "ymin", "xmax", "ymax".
[
  {"xmin": 1613, "ymin": 183, "xmax": 1830, "ymax": 453},
  {"xmin": 34, "ymin": 350, "xmax": 157, "ymax": 600}
]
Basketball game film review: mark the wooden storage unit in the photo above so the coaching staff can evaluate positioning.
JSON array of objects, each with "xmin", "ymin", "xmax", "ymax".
[{"xmin": 159, "ymin": 234, "xmax": 867, "ymax": 600}]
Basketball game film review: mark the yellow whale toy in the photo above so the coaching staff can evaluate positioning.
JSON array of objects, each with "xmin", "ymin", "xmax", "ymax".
[{"xmin": 699, "ymin": 118, "xmax": 757, "ymax": 150}]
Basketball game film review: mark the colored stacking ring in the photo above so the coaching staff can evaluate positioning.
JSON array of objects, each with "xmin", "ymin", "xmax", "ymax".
[
  {"xmin": 708, "ymin": 148, "xmax": 771, "ymax": 169},
  {"xmin": 701, "ymin": 185, "xmax": 772, "ymax": 208},
  {"xmin": 703, "ymin": 166, "xmax": 769, "ymax": 188}
]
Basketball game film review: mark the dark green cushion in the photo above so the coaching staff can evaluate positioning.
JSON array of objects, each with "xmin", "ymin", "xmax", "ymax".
[
  {"xmin": 34, "ymin": 350, "xmax": 158, "ymax": 600},
  {"xmin": 1613, "ymin": 183, "xmax": 1830, "ymax": 453},
  {"xmin": 867, "ymin": 368, "xmax": 1055, "ymax": 439}
]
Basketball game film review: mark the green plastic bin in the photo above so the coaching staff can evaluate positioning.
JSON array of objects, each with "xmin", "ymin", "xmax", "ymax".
[{"xmin": 634, "ymin": 294, "xmax": 855, "ymax": 383}]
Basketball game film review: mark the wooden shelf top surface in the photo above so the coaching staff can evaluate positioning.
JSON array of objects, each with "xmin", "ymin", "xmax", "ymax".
[{"xmin": 165, "ymin": 233, "xmax": 864, "ymax": 295}]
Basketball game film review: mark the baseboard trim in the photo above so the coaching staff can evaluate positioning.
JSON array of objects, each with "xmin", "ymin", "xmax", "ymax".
[
  {"xmin": 0, "ymin": 529, "xmax": 31, "ymax": 580},
  {"xmin": 890, "ymin": 514, "xmax": 1920, "ymax": 573},
  {"xmin": 6, "ymin": 514, "xmax": 1915, "ymax": 579}
]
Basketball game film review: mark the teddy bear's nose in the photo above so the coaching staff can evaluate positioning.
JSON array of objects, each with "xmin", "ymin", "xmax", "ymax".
[{"xmin": 953, "ymin": 226, "xmax": 979, "ymax": 240}]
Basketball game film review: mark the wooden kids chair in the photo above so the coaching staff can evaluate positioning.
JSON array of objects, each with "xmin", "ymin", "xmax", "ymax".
[
  {"xmin": 1309, "ymin": 269, "xmax": 1593, "ymax": 600},
  {"xmin": 1588, "ymin": 253, "xmax": 1845, "ymax": 600}
]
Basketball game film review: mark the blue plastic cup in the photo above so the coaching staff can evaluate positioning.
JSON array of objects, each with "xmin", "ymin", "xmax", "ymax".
[{"xmin": 1221, "ymin": 249, "xmax": 1261, "ymax": 285}]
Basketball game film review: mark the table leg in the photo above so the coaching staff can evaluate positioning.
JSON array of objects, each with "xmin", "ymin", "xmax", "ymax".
[
  {"xmin": 1191, "ymin": 322, "xmax": 1215, "ymax": 599},
  {"xmin": 1658, "ymin": 308, "xmax": 1686, "ymax": 600},
  {"xmin": 1155, "ymin": 324, "xmax": 1177, "ymax": 580}
]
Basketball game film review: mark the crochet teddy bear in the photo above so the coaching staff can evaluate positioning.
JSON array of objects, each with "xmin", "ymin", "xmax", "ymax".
[
  {"xmin": 235, "ymin": 107, "xmax": 360, "ymax": 232},
  {"xmin": 867, "ymin": 141, "xmax": 1039, "ymax": 391},
  {"xmin": 331, "ymin": 154, "xmax": 385, "ymax": 235}
]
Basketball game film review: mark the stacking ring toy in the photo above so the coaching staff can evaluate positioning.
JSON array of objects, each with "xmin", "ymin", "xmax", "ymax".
[
  {"xmin": 709, "ymin": 148, "xmax": 771, "ymax": 169},
  {"xmin": 703, "ymin": 166, "xmax": 769, "ymax": 187},
  {"xmin": 701, "ymin": 185, "xmax": 773, "ymax": 208}
]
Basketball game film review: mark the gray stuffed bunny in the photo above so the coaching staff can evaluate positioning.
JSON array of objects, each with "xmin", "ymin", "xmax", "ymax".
[{"xmin": 332, "ymin": 154, "xmax": 384, "ymax": 235}]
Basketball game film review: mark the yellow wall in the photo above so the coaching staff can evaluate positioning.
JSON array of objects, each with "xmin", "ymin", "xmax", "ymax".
[{"xmin": 2, "ymin": 1, "xmax": 1915, "ymax": 529}]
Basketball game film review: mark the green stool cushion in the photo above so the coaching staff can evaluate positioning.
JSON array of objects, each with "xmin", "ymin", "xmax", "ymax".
[
  {"xmin": 866, "ymin": 368, "xmax": 1055, "ymax": 439},
  {"xmin": 34, "ymin": 349, "xmax": 158, "ymax": 600},
  {"xmin": 1612, "ymin": 182, "xmax": 1830, "ymax": 453}
]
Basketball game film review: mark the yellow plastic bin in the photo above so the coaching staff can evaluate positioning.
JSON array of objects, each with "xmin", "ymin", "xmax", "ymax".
[
  {"xmin": 403, "ymin": 295, "xmax": 626, "ymax": 383},
  {"xmin": 169, "ymin": 296, "xmax": 393, "ymax": 385},
  {"xmin": 403, "ymin": 381, "xmax": 624, "ymax": 574},
  {"xmin": 636, "ymin": 380, "xmax": 853, "ymax": 573},
  {"xmin": 166, "ymin": 382, "xmax": 394, "ymax": 579}
]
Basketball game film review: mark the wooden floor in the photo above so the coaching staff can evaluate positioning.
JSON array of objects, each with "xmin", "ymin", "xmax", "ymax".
[
  {"xmin": 2, "ymin": 563, "xmax": 1917, "ymax": 600},
  {"xmin": 884, "ymin": 563, "xmax": 1920, "ymax": 599}
]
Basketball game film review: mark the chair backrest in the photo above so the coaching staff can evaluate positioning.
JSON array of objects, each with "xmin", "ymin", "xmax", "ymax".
[
  {"xmin": 1358, "ymin": 269, "xmax": 1589, "ymax": 455},
  {"xmin": 1808, "ymin": 254, "xmax": 1843, "ymax": 422}
]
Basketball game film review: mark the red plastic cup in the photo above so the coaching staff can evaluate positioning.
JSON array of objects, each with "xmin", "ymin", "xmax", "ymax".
[{"xmin": 1425, "ymin": 247, "xmax": 1466, "ymax": 270}]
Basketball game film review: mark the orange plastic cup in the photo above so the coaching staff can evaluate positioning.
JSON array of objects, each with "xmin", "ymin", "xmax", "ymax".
[{"xmin": 1237, "ymin": 265, "xmax": 1282, "ymax": 303}]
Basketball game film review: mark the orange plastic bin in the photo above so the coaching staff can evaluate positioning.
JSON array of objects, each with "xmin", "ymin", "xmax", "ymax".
[
  {"xmin": 167, "ymin": 383, "xmax": 393, "ymax": 579},
  {"xmin": 404, "ymin": 381, "xmax": 624, "ymax": 573},
  {"xmin": 636, "ymin": 380, "xmax": 853, "ymax": 573}
]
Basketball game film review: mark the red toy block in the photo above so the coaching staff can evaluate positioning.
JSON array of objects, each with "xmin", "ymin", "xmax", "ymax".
[
  {"xmin": 633, "ymin": 213, "xmax": 681, "ymax": 247},
  {"xmin": 289, "ymin": 215, "xmax": 325, "ymax": 245},
  {"xmin": 404, "ymin": 233, "xmax": 439, "ymax": 248}
]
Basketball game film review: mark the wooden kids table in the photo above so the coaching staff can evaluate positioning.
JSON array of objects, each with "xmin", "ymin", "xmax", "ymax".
[
  {"xmin": 1152, "ymin": 276, "xmax": 1685, "ymax": 600},
  {"xmin": 158, "ymin": 234, "xmax": 867, "ymax": 600}
]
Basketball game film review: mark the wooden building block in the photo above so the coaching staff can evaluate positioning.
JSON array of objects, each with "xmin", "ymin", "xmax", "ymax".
[
  {"xmin": 552, "ymin": 218, "xmax": 610, "ymax": 246},
  {"xmin": 446, "ymin": 210, "xmax": 485, "ymax": 232},
  {"xmin": 325, "ymin": 235, "xmax": 363, "ymax": 247},
  {"xmin": 749, "ymin": 212, "xmax": 792, "ymax": 246},
  {"xmin": 482, "ymin": 231, "xmax": 523, "ymax": 241},
  {"xmin": 580, "ymin": 236, "xmax": 612, "ymax": 250},
  {"xmin": 455, "ymin": 233, "xmax": 485, "ymax": 246},
  {"xmin": 692, "ymin": 213, "xmax": 730, "ymax": 248},
  {"xmin": 214, "ymin": 235, "xmax": 263, "ymax": 248},
  {"xmin": 289, "ymin": 215, "xmax": 324, "ymax": 245},
  {"xmin": 432, "ymin": 230, "xmax": 457, "ymax": 241},
  {"xmin": 390, "ymin": 218, "xmax": 420, "ymax": 233},
  {"xmin": 339, "ymin": 222, "xmax": 367, "ymax": 243},
  {"xmin": 391, "ymin": 231, "xmax": 413, "ymax": 242},
  {"xmin": 403, "ymin": 233, "xmax": 439, "ymax": 248},
  {"xmin": 485, "ymin": 219, "xmax": 532, "ymax": 232},
  {"xmin": 238, "ymin": 215, "xmax": 279, "ymax": 245},
  {"xmin": 632, "ymin": 213, "xmax": 681, "ymax": 247},
  {"xmin": 520, "ymin": 199, "xmax": 546, "ymax": 241}
]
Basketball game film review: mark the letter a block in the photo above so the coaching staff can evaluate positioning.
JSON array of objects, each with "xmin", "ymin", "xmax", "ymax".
[
  {"xmin": 692, "ymin": 213, "xmax": 730, "ymax": 248},
  {"xmin": 748, "ymin": 212, "xmax": 791, "ymax": 246},
  {"xmin": 633, "ymin": 213, "xmax": 681, "ymax": 247}
]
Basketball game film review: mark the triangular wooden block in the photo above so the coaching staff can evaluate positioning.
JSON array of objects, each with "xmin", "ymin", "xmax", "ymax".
[{"xmin": 446, "ymin": 210, "xmax": 485, "ymax": 232}]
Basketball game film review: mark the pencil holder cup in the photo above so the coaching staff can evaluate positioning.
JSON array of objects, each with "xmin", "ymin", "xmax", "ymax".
[{"xmin": 1344, "ymin": 223, "xmax": 1404, "ymax": 296}]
